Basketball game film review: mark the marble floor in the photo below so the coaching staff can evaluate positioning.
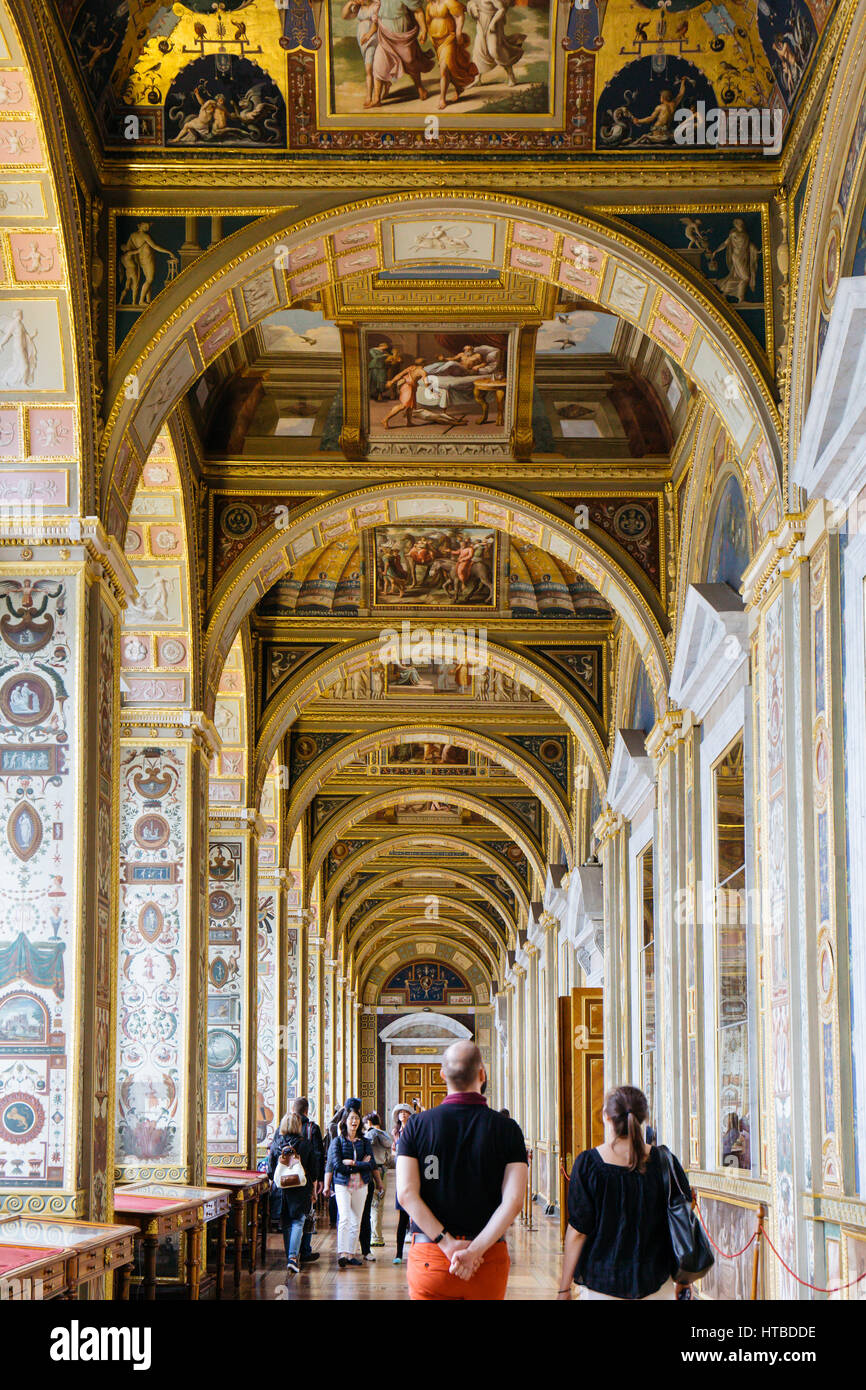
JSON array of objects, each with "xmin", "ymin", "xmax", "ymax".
[{"xmin": 241, "ymin": 1199, "xmax": 563, "ymax": 1301}]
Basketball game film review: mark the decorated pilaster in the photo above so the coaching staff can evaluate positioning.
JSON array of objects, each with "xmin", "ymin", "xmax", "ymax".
[
  {"xmin": 511, "ymin": 962, "xmax": 526, "ymax": 1135},
  {"xmin": 0, "ymin": 525, "xmax": 132, "ymax": 1219},
  {"xmin": 540, "ymin": 910, "xmax": 560, "ymax": 1209},
  {"xmin": 646, "ymin": 709, "xmax": 694, "ymax": 1156},
  {"xmin": 524, "ymin": 941, "xmax": 540, "ymax": 1153},
  {"xmin": 594, "ymin": 809, "xmax": 628, "ymax": 1085},
  {"xmin": 256, "ymin": 867, "xmax": 289, "ymax": 1152},
  {"xmin": 207, "ymin": 807, "xmax": 264, "ymax": 1169},
  {"xmin": 323, "ymin": 957, "xmax": 336, "ymax": 1120},
  {"xmin": 116, "ymin": 709, "xmax": 217, "ymax": 1186},
  {"xmin": 306, "ymin": 936, "xmax": 324, "ymax": 1121},
  {"xmin": 743, "ymin": 520, "xmax": 811, "ymax": 1297}
]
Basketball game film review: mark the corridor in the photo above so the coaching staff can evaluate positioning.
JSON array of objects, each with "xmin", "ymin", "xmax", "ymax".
[{"xmin": 247, "ymin": 1203, "xmax": 563, "ymax": 1303}]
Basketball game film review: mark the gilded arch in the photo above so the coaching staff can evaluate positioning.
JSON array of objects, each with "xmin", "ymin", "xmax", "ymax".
[
  {"xmin": 322, "ymin": 833, "xmax": 531, "ymax": 925},
  {"xmin": 255, "ymin": 634, "xmax": 609, "ymax": 797},
  {"xmin": 337, "ymin": 865, "xmax": 515, "ymax": 948},
  {"xmin": 308, "ymin": 786, "xmax": 547, "ymax": 889},
  {"xmin": 99, "ymin": 192, "xmax": 783, "ymax": 535},
  {"xmin": 284, "ymin": 723, "xmax": 572, "ymax": 862}
]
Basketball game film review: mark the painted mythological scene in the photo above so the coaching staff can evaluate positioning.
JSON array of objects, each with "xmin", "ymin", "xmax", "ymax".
[
  {"xmin": 366, "ymin": 330, "xmax": 511, "ymax": 441},
  {"xmin": 373, "ymin": 524, "xmax": 497, "ymax": 607},
  {"xmin": 327, "ymin": 0, "xmax": 554, "ymax": 117}
]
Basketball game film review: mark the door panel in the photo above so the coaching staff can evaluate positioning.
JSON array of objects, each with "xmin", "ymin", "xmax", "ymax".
[
  {"xmin": 559, "ymin": 988, "xmax": 603, "ymax": 1236},
  {"xmin": 399, "ymin": 1063, "xmax": 445, "ymax": 1109}
]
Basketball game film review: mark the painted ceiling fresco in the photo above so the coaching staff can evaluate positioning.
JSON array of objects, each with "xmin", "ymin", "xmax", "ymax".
[{"xmin": 53, "ymin": 0, "xmax": 838, "ymax": 157}]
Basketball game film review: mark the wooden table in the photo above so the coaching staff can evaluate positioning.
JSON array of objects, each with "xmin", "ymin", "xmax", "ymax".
[
  {"xmin": 207, "ymin": 1166, "xmax": 270, "ymax": 1287},
  {"xmin": 0, "ymin": 1215, "xmax": 137, "ymax": 1300},
  {"xmin": 114, "ymin": 1182, "xmax": 231, "ymax": 1301},
  {"xmin": 472, "ymin": 377, "xmax": 508, "ymax": 425}
]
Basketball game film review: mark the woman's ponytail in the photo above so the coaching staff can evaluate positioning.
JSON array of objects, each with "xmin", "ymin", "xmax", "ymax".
[{"xmin": 603, "ymin": 1085, "xmax": 649, "ymax": 1172}]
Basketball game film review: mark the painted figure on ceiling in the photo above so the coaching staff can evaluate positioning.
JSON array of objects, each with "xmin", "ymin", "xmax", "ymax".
[
  {"xmin": 467, "ymin": 0, "xmax": 524, "ymax": 87},
  {"xmin": 713, "ymin": 218, "xmax": 760, "ymax": 303},
  {"xmin": 425, "ymin": 0, "xmax": 478, "ymax": 109},
  {"xmin": 369, "ymin": 0, "xmax": 435, "ymax": 107}
]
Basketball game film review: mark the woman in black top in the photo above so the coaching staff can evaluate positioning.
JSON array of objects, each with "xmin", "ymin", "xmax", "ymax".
[{"xmin": 557, "ymin": 1084, "xmax": 691, "ymax": 1301}]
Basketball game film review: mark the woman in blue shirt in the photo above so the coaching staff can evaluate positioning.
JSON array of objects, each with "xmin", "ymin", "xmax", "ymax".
[{"xmin": 323, "ymin": 1107, "xmax": 375, "ymax": 1268}]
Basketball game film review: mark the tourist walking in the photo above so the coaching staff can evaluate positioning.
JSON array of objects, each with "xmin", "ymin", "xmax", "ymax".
[
  {"xmin": 395, "ymin": 1041, "xmax": 528, "ymax": 1299},
  {"xmin": 291, "ymin": 1097, "xmax": 325, "ymax": 1266},
  {"xmin": 557, "ymin": 1084, "xmax": 691, "ymax": 1301},
  {"xmin": 323, "ymin": 1106, "xmax": 376, "ymax": 1268},
  {"xmin": 391, "ymin": 1102, "xmax": 413, "ymax": 1264},
  {"xmin": 363, "ymin": 1111, "xmax": 393, "ymax": 1250},
  {"xmin": 267, "ymin": 1111, "xmax": 315, "ymax": 1276}
]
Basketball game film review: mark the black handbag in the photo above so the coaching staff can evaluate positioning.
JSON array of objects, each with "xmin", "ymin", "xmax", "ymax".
[{"xmin": 657, "ymin": 1145, "xmax": 714, "ymax": 1285}]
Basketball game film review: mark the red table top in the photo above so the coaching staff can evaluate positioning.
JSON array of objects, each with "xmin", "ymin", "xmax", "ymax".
[
  {"xmin": 0, "ymin": 1244, "xmax": 56, "ymax": 1274},
  {"xmin": 113, "ymin": 1194, "xmax": 187, "ymax": 1213},
  {"xmin": 206, "ymin": 1167, "xmax": 264, "ymax": 1183}
]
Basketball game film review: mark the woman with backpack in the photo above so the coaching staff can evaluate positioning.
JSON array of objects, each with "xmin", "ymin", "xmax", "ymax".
[
  {"xmin": 557, "ymin": 1084, "xmax": 692, "ymax": 1301},
  {"xmin": 267, "ymin": 1111, "xmax": 315, "ymax": 1277},
  {"xmin": 323, "ymin": 1106, "xmax": 376, "ymax": 1268}
]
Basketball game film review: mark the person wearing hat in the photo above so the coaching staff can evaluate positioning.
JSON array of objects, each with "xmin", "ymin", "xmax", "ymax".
[{"xmin": 391, "ymin": 1102, "xmax": 415, "ymax": 1264}]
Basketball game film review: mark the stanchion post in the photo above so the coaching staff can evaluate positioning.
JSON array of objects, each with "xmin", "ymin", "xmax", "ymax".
[{"xmin": 751, "ymin": 1206, "xmax": 765, "ymax": 1301}]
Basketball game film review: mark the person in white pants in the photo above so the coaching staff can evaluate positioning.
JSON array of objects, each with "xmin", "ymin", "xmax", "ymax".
[
  {"xmin": 324, "ymin": 1106, "xmax": 376, "ymax": 1268},
  {"xmin": 363, "ymin": 1111, "xmax": 393, "ymax": 1247}
]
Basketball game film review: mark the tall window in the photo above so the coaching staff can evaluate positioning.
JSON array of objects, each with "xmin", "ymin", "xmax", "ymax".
[
  {"xmin": 638, "ymin": 845, "xmax": 656, "ymax": 1128},
  {"xmin": 714, "ymin": 736, "xmax": 752, "ymax": 1172}
]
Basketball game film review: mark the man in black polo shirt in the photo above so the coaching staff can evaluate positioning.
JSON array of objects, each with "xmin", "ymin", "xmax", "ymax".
[{"xmin": 396, "ymin": 1041, "xmax": 528, "ymax": 1300}]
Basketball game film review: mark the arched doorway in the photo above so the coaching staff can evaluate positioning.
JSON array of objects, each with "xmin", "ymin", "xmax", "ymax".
[{"xmin": 378, "ymin": 1012, "xmax": 473, "ymax": 1120}]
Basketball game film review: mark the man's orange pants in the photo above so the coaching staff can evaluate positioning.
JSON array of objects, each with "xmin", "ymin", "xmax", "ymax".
[{"xmin": 406, "ymin": 1237, "xmax": 510, "ymax": 1300}]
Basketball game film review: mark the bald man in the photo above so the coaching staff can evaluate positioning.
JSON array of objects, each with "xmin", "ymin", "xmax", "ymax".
[{"xmin": 396, "ymin": 1040, "xmax": 528, "ymax": 1300}]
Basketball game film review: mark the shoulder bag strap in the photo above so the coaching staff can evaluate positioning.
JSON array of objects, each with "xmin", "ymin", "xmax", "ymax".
[{"xmin": 656, "ymin": 1143, "xmax": 673, "ymax": 1205}]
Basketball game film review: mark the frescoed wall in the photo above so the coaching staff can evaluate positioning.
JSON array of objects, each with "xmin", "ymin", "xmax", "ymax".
[
  {"xmin": 0, "ymin": 579, "xmax": 75, "ymax": 1197},
  {"xmin": 116, "ymin": 746, "xmax": 189, "ymax": 1176},
  {"xmin": 705, "ymin": 473, "xmax": 751, "ymax": 590},
  {"xmin": 206, "ymin": 833, "xmax": 248, "ymax": 1161}
]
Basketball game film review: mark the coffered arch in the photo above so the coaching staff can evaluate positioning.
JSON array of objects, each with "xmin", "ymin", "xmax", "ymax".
[
  {"xmin": 336, "ymin": 865, "xmax": 515, "ymax": 946},
  {"xmin": 255, "ymin": 634, "xmax": 609, "ymax": 798},
  {"xmin": 358, "ymin": 931, "xmax": 495, "ymax": 1007},
  {"xmin": 322, "ymin": 833, "xmax": 531, "ymax": 927},
  {"xmin": 285, "ymin": 723, "xmax": 572, "ymax": 862},
  {"xmin": 350, "ymin": 897, "xmax": 506, "ymax": 968},
  {"xmin": 308, "ymin": 786, "xmax": 546, "ymax": 888},
  {"xmin": 98, "ymin": 191, "xmax": 783, "ymax": 539}
]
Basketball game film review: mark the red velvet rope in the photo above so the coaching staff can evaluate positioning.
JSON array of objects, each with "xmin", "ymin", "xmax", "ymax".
[{"xmin": 694, "ymin": 1198, "xmax": 866, "ymax": 1294}]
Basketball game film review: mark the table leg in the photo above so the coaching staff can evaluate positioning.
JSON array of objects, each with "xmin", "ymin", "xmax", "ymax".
[
  {"xmin": 142, "ymin": 1234, "xmax": 158, "ymax": 1301},
  {"xmin": 215, "ymin": 1214, "xmax": 227, "ymax": 1300},
  {"xmin": 249, "ymin": 1196, "xmax": 259, "ymax": 1274},
  {"xmin": 117, "ymin": 1264, "xmax": 131, "ymax": 1301},
  {"xmin": 233, "ymin": 1196, "xmax": 244, "ymax": 1287},
  {"xmin": 496, "ymin": 388, "xmax": 505, "ymax": 426},
  {"xmin": 186, "ymin": 1222, "xmax": 201, "ymax": 1301}
]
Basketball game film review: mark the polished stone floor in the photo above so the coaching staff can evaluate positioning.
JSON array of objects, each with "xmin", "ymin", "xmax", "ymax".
[{"xmin": 242, "ymin": 1196, "xmax": 563, "ymax": 1301}]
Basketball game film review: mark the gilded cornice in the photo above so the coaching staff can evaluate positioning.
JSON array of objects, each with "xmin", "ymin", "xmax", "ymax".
[
  {"xmin": 120, "ymin": 707, "xmax": 221, "ymax": 759},
  {"xmin": 209, "ymin": 807, "xmax": 267, "ymax": 839},
  {"xmin": 593, "ymin": 807, "xmax": 624, "ymax": 845},
  {"xmin": 646, "ymin": 709, "xmax": 693, "ymax": 765},
  {"xmin": 741, "ymin": 514, "xmax": 808, "ymax": 609},
  {"xmin": 0, "ymin": 516, "xmax": 136, "ymax": 606}
]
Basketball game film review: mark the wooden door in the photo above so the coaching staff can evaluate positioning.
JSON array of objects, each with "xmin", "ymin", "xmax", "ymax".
[
  {"xmin": 558, "ymin": 988, "xmax": 604, "ymax": 1237},
  {"xmin": 399, "ymin": 1063, "xmax": 446, "ymax": 1109}
]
